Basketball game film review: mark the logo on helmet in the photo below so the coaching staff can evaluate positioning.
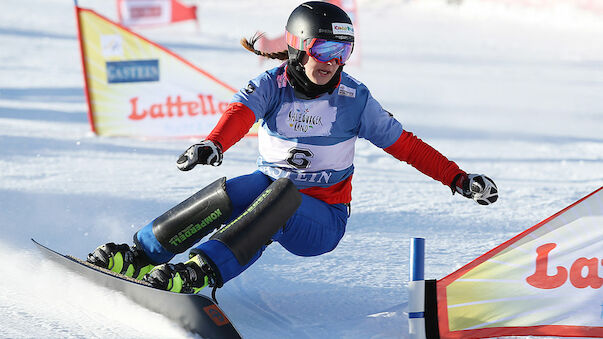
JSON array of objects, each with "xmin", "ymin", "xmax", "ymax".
[{"xmin": 332, "ymin": 23, "xmax": 354, "ymax": 36}]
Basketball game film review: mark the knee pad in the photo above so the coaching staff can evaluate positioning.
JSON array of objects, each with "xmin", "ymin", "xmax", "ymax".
[
  {"xmin": 148, "ymin": 177, "xmax": 233, "ymax": 254},
  {"xmin": 210, "ymin": 178, "xmax": 301, "ymax": 266}
]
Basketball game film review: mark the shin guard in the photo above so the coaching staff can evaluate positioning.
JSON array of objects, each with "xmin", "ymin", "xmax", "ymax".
[
  {"xmin": 147, "ymin": 177, "xmax": 232, "ymax": 254},
  {"xmin": 210, "ymin": 178, "xmax": 302, "ymax": 266}
]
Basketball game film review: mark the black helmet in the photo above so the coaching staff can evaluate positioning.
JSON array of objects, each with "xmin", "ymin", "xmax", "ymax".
[{"xmin": 285, "ymin": 1, "xmax": 354, "ymax": 64}]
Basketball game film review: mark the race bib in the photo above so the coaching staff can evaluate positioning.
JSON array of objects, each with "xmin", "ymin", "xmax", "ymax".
[{"xmin": 276, "ymin": 100, "xmax": 336, "ymax": 137}]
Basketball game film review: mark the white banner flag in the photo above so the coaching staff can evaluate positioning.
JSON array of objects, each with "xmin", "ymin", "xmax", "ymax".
[{"xmin": 437, "ymin": 187, "xmax": 603, "ymax": 338}]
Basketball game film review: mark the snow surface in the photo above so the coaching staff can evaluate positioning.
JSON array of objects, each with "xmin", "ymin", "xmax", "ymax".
[{"xmin": 1, "ymin": 0, "xmax": 602, "ymax": 338}]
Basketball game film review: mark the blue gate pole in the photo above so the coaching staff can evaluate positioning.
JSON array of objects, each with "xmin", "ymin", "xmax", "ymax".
[{"xmin": 408, "ymin": 237, "xmax": 426, "ymax": 339}]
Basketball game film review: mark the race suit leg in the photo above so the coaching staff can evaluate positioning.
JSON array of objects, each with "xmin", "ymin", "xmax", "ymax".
[{"xmin": 193, "ymin": 172, "xmax": 349, "ymax": 285}]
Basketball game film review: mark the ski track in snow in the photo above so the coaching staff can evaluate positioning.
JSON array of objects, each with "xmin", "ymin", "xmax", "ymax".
[{"xmin": 1, "ymin": 0, "xmax": 602, "ymax": 338}]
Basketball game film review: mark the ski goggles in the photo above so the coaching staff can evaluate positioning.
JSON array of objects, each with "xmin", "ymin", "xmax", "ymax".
[
  {"xmin": 286, "ymin": 32, "xmax": 353, "ymax": 65},
  {"xmin": 305, "ymin": 38, "xmax": 353, "ymax": 65}
]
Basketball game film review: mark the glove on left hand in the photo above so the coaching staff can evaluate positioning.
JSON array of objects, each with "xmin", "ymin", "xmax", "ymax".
[{"xmin": 454, "ymin": 173, "xmax": 499, "ymax": 205}]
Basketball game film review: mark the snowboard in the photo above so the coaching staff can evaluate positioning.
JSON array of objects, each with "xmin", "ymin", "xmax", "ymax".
[{"xmin": 32, "ymin": 239, "xmax": 242, "ymax": 339}]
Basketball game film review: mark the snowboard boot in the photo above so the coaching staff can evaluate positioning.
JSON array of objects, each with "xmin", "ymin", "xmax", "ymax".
[
  {"xmin": 87, "ymin": 242, "xmax": 155, "ymax": 280},
  {"xmin": 142, "ymin": 255, "xmax": 215, "ymax": 294}
]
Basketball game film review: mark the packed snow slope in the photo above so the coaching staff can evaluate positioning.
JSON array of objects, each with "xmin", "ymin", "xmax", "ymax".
[{"xmin": 1, "ymin": 0, "xmax": 602, "ymax": 338}]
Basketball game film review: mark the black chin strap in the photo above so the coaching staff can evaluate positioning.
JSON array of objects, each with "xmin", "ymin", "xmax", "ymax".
[{"xmin": 286, "ymin": 60, "xmax": 342, "ymax": 99}]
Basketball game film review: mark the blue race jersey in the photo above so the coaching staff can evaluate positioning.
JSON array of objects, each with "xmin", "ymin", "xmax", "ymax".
[{"xmin": 232, "ymin": 63, "xmax": 403, "ymax": 189}]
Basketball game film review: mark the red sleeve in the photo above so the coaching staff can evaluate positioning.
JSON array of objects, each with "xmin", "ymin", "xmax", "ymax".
[
  {"xmin": 206, "ymin": 102, "xmax": 256, "ymax": 152},
  {"xmin": 384, "ymin": 130, "xmax": 465, "ymax": 188}
]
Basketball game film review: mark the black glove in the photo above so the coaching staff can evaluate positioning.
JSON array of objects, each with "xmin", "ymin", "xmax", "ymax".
[
  {"xmin": 176, "ymin": 140, "xmax": 223, "ymax": 171},
  {"xmin": 453, "ymin": 173, "xmax": 498, "ymax": 205}
]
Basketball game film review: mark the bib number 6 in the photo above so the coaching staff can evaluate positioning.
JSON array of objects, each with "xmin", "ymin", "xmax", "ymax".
[{"xmin": 286, "ymin": 148, "xmax": 313, "ymax": 169}]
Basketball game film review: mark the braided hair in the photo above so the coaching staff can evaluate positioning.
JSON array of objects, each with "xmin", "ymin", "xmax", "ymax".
[{"xmin": 240, "ymin": 33, "xmax": 288, "ymax": 61}]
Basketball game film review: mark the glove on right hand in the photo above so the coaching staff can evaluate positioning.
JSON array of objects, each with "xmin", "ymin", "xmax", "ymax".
[{"xmin": 176, "ymin": 140, "xmax": 223, "ymax": 171}]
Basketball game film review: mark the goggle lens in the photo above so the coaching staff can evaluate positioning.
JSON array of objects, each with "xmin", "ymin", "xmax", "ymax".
[{"xmin": 305, "ymin": 39, "xmax": 353, "ymax": 65}]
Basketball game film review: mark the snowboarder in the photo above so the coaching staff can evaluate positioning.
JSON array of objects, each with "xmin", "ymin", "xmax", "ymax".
[{"xmin": 88, "ymin": 1, "xmax": 498, "ymax": 295}]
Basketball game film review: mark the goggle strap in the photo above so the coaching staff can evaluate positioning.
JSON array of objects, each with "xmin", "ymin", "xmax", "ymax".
[{"xmin": 285, "ymin": 31, "xmax": 304, "ymax": 50}]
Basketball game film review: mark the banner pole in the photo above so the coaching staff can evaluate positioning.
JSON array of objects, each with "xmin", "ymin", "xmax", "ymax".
[
  {"xmin": 409, "ymin": 237, "xmax": 426, "ymax": 339},
  {"xmin": 72, "ymin": 0, "xmax": 97, "ymax": 134}
]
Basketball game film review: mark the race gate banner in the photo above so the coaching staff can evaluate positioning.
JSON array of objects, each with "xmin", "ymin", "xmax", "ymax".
[
  {"xmin": 75, "ymin": 5, "xmax": 237, "ymax": 138},
  {"xmin": 437, "ymin": 187, "xmax": 603, "ymax": 338}
]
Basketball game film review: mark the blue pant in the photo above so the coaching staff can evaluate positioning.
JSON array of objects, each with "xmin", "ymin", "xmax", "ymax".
[{"xmin": 136, "ymin": 171, "xmax": 348, "ymax": 285}]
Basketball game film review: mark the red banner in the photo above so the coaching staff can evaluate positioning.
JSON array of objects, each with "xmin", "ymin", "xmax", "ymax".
[{"xmin": 117, "ymin": 0, "xmax": 197, "ymax": 28}]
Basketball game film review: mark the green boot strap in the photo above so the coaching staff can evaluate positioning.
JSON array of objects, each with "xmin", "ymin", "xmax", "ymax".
[
  {"xmin": 168, "ymin": 272, "xmax": 186, "ymax": 293},
  {"xmin": 187, "ymin": 255, "xmax": 210, "ymax": 293},
  {"xmin": 164, "ymin": 257, "xmax": 210, "ymax": 293},
  {"xmin": 107, "ymin": 252, "xmax": 125, "ymax": 275},
  {"xmin": 133, "ymin": 264, "xmax": 155, "ymax": 280},
  {"xmin": 107, "ymin": 251, "xmax": 154, "ymax": 280}
]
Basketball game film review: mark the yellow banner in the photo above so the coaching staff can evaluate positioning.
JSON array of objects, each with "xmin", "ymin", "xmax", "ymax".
[
  {"xmin": 76, "ymin": 7, "xmax": 238, "ymax": 138},
  {"xmin": 438, "ymin": 187, "xmax": 603, "ymax": 338}
]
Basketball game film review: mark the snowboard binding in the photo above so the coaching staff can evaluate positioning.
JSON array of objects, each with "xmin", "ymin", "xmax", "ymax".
[
  {"xmin": 143, "ymin": 254, "xmax": 217, "ymax": 294},
  {"xmin": 87, "ymin": 242, "xmax": 155, "ymax": 280}
]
